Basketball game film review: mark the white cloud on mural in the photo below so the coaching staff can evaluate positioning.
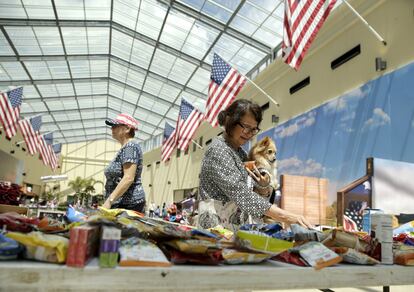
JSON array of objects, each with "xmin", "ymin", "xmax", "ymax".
[
  {"xmin": 363, "ymin": 108, "xmax": 391, "ymax": 130},
  {"xmin": 340, "ymin": 111, "xmax": 356, "ymax": 122},
  {"xmin": 323, "ymin": 98, "xmax": 347, "ymax": 114},
  {"xmin": 323, "ymin": 86, "xmax": 369, "ymax": 116},
  {"xmin": 276, "ymin": 111, "xmax": 316, "ymax": 138},
  {"xmin": 279, "ymin": 156, "xmax": 325, "ymax": 177}
]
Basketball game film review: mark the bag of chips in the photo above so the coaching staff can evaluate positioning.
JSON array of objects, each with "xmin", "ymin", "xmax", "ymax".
[
  {"xmin": 118, "ymin": 237, "xmax": 171, "ymax": 267},
  {"xmin": 6, "ymin": 231, "xmax": 68, "ymax": 263},
  {"xmin": 221, "ymin": 248, "xmax": 271, "ymax": 264},
  {"xmin": 330, "ymin": 246, "xmax": 380, "ymax": 265}
]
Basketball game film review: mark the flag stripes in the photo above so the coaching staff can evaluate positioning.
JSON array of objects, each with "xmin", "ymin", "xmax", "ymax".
[
  {"xmin": 282, "ymin": 0, "xmax": 336, "ymax": 70},
  {"xmin": 205, "ymin": 54, "xmax": 247, "ymax": 127}
]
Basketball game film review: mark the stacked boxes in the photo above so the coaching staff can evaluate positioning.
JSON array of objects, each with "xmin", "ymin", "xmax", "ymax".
[
  {"xmin": 370, "ymin": 213, "xmax": 393, "ymax": 264},
  {"xmin": 99, "ymin": 226, "xmax": 121, "ymax": 268},
  {"xmin": 66, "ymin": 225, "xmax": 100, "ymax": 267}
]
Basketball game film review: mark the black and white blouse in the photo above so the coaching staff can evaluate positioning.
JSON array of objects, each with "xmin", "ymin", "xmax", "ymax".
[{"xmin": 199, "ymin": 136, "xmax": 271, "ymax": 224}]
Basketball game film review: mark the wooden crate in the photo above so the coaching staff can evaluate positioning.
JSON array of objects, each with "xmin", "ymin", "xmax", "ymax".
[{"xmin": 280, "ymin": 174, "xmax": 328, "ymax": 225}]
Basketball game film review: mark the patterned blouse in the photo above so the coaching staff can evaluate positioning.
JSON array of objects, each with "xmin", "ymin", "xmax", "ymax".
[
  {"xmin": 104, "ymin": 140, "xmax": 145, "ymax": 208},
  {"xmin": 199, "ymin": 136, "xmax": 271, "ymax": 222}
]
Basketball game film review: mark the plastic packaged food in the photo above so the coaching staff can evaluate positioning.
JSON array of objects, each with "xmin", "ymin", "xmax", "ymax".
[
  {"xmin": 271, "ymin": 250, "xmax": 308, "ymax": 267},
  {"xmin": 291, "ymin": 241, "xmax": 342, "ymax": 270},
  {"xmin": 6, "ymin": 231, "xmax": 68, "ymax": 263},
  {"xmin": 394, "ymin": 250, "xmax": 414, "ymax": 266},
  {"xmin": 168, "ymin": 249, "xmax": 222, "ymax": 265},
  {"xmin": 236, "ymin": 229, "xmax": 293, "ymax": 255},
  {"xmin": 322, "ymin": 229, "xmax": 370, "ymax": 253},
  {"xmin": 222, "ymin": 248, "xmax": 271, "ymax": 264},
  {"xmin": 165, "ymin": 239, "xmax": 219, "ymax": 254},
  {"xmin": 0, "ymin": 233, "xmax": 23, "ymax": 260},
  {"xmin": 119, "ymin": 237, "xmax": 171, "ymax": 267},
  {"xmin": 330, "ymin": 247, "xmax": 380, "ymax": 265}
]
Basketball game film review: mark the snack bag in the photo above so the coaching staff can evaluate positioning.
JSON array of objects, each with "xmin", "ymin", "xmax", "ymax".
[
  {"xmin": 66, "ymin": 205, "xmax": 87, "ymax": 223},
  {"xmin": 222, "ymin": 248, "xmax": 271, "ymax": 264},
  {"xmin": 119, "ymin": 237, "xmax": 171, "ymax": 267},
  {"xmin": 0, "ymin": 233, "xmax": 23, "ymax": 260},
  {"xmin": 330, "ymin": 247, "xmax": 380, "ymax": 265},
  {"xmin": 236, "ymin": 229, "xmax": 293, "ymax": 255},
  {"xmin": 291, "ymin": 241, "xmax": 342, "ymax": 270},
  {"xmin": 165, "ymin": 239, "xmax": 219, "ymax": 254},
  {"xmin": 6, "ymin": 231, "xmax": 68, "ymax": 263}
]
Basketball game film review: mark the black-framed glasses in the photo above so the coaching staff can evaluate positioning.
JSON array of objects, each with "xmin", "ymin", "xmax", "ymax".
[{"xmin": 237, "ymin": 122, "xmax": 260, "ymax": 135}]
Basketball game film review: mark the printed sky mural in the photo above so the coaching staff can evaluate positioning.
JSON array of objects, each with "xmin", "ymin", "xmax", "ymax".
[{"xmin": 258, "ymin": 61, "xmax": 414, "ymax": 204}]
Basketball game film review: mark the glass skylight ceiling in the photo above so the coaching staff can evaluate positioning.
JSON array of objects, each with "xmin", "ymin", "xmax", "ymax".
[{"xmin": 0, "ymin": 0, "xmax": 284, "ymax": 147}]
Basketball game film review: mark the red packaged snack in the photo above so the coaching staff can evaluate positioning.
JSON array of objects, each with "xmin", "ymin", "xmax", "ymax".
[{"xmin": 271, "ymin": 250, "xmax": 308, "ymax": 267}]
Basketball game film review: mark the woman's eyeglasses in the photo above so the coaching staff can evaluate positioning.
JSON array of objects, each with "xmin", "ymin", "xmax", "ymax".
[{"xmin": 237, "ymin": 122, "xmax": 260, "ymax": 135}]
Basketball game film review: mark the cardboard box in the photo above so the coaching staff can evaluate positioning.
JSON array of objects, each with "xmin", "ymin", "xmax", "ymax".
[
  {"xmin": 66, "ymin": 225, "xmax": 100, "ymax": 267},
  {"xmin": 370, "ymin": 213, "xmax": 393, "ymax": 264},
  {"xmin": 99, "ymin": 227, "xmax": 121, "ymax": 268}
]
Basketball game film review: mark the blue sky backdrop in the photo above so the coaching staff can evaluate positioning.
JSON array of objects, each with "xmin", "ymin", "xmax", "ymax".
[{"xmin": 257, "ymin": 61, "xmax": 414, "ymax": 203}]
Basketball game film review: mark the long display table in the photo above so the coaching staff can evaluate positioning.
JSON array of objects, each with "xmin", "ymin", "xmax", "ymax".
[{"xmin": 1, "ymin": 260, "xmax": 413, "ymax": 291}]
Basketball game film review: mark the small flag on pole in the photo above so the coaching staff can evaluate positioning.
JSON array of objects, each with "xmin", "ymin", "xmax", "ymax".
[
  {"xmin": 176, "ymin": 99, "xmax": 204, "ymax": 151},
  {"xmin": 0, "ymin": 87, "xmax": 23, "ymax": 138},
  {"xmin": 282, "ymin": 0, "xmax": 337, "ymax": 70},
  {"xmin": 52, "ymin": 143, "xmax": 62, "ymax": 155},
  {"xmin": 205, "ymin": 53, "xmax": 247, "ymax": 127},
  {"xmin": 18, "ymin": 115, "xmax": 42, "ymax": 155},
  {"xmin": 161, "ymin": 122, "xmax": 176, "ymax": 162},
  {"xmin": 37, "ymin": 133, "xmax": 52, "ymax": 167},
  {"xmin": 42, "ymin": 132, "xmax": 58, "ymax": 170}
]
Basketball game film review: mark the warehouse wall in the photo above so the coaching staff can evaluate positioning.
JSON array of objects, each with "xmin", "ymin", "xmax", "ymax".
[
  {"xmin": 142, "ymin": 0, "xmax": 414, "ymax": 206},
  {"xmin": 59, "ymin": 139, "xmax": 118, "ymax": 197}
]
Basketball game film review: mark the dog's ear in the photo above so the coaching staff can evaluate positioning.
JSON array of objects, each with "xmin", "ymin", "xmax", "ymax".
[
  {"xmin": 255, "ymin": 137, "xmax": 270, "ymax": 153},
  {"xmin": 262, "ymin": 137, "xmax": 271, "ymax": 147}
]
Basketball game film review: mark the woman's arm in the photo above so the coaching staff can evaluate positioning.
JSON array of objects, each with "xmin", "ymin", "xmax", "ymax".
[
  {"xmin": 103, "ymin": 162, "xmax": 137, "ymax": 208},
  {"xmin": 265, "ymin": 204, "xmax": 313, "ymax": 228}
]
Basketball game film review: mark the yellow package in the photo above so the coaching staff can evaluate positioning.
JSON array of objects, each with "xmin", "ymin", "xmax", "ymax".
[
  {"xmin": 6, "ymin": 231, "xmax": 69, "ymax": 263},
  {"xmin": 236, "ymin": 230, "xmax": 293, "ymax": 255},
  {"xmin": 222, "ymin": 248, "xmax": 271, "ymax": 264},
  {"xmin": 98, "ymin": 207, "xmax": 142, "ymax": 218},
  {"xmin": 208, "ymin": 226, "xmax": 234, "ymax": 240},
  {"xmin": 166, "ymin": 239, "xmax": 219, "ymax": 254}
]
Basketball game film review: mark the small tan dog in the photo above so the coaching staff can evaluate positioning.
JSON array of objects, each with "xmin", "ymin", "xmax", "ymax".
[{"xmin": 247, "ymin": 136, "xmax": 279, "ymax": 191}]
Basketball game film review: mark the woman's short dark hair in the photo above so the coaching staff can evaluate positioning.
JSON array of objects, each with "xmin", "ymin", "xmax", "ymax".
[
  {"xmin": 217, "ymin": 99, "xmax": 262, "ymax": 135},
  {"xmin": 127, "ymin": 128, "xmax": 135, "ymax": 138}
]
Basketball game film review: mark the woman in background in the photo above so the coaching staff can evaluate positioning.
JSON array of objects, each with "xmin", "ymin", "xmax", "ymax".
[{"xmin": 102, "ymin": 113, "xmax": 146, "ymax": 212}]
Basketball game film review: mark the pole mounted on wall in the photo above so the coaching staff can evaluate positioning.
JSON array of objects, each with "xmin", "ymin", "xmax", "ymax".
[{"xmin": 342, "ymin": 0, "xmax": 387, "ymax": 46}]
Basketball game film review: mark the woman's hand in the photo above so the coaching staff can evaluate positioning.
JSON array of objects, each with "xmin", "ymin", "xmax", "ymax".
[
  {"xmin": 282, "ymin": 212, "xmax": 313, "ymax": 229},
  {"xmin": 245, "ymin": 166, "xmax": 270, "ymax": 187},
  {"xmin": 265, "ymin": 205, "xmax": 313, "ymax": 229}
]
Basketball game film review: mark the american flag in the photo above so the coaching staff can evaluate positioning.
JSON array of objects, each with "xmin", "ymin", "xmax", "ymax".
[
  {"xmin": 205, "ymin": 53, "xmax": 247, "ymax": 127},
  {"xmin": 282, "ymin": 0, "xmax": 337, "ymax": 70},
  {"xmin": 161, "ymin": 122, "xmax": 176, "ymax": 162},
  {"xmin": 42, "ymin": 132, "xmax": 58, "ymax": 170},
  {"xmin": 37, "ymin": 132, "xmax": 54, "ymax": 168},
  {"xmin": 18, "ymin": 115, "xmax": 42, "ymax": 155},
  {"xmin": 0, "ymin": 87, "xmax": 23, "ymax": 138},
  {"xmin": 176, "ymin": 99, "xmax": 204, "ymax": 151},
  {"xmin": 52, "ymin": 143, "xmax": 62, "ymax": 155}
]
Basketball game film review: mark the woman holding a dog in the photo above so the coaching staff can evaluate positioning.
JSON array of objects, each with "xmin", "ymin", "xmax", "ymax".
[{"xmin": 199, "ymin": 99, "xmax": 312, "ymax": 230}]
